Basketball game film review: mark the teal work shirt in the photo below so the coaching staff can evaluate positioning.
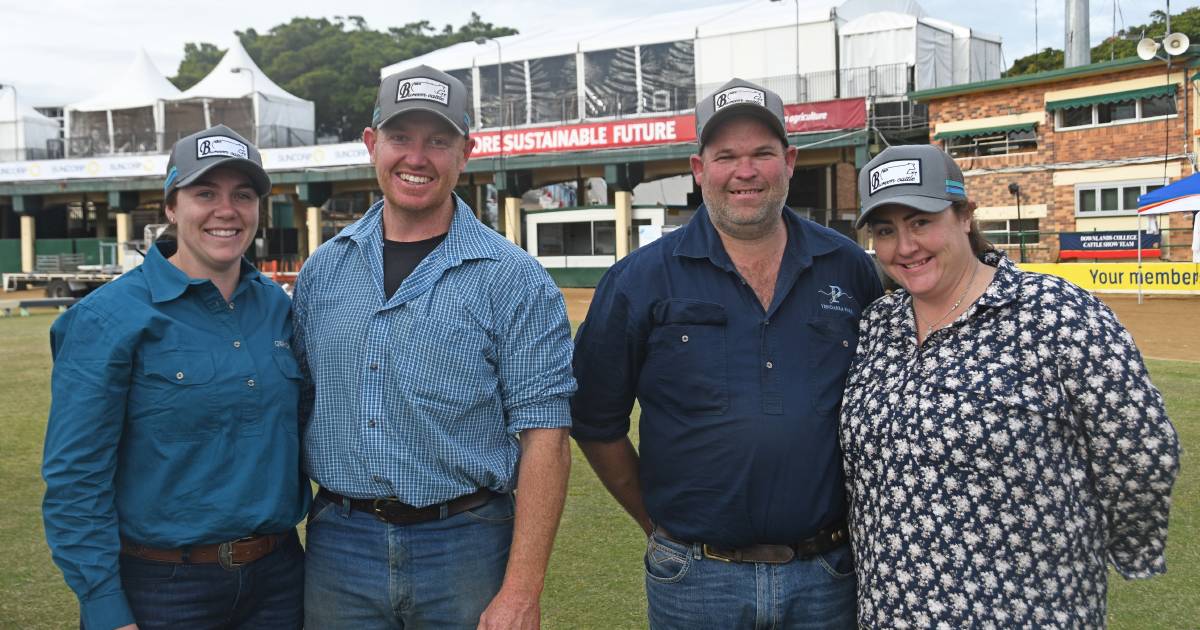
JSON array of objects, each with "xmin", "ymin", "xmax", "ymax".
[{"xmin": 42, "ymin": 242, "xmax": 310, "ymax": 630}]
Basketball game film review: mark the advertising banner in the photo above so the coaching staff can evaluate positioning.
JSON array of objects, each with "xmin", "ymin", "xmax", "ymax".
[
  {"xmin": 1058, "ymin": 230, "xmax": 1160, "ymax": 260},
  {"xmin": 1019, "ymin": 262, "xmax": 1200, "ymax": 294},
  {"xmin": 783, "ymin": 98, "xmax": 866, "ymax": 134}
]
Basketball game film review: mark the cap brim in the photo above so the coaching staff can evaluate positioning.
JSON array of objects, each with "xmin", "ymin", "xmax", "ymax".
[
  {"xmin": 172, "ymin": 157, "xmax": 272, "ymax": 197},
  {"xmin": 700, "ymin": 105, "xmax": 787, "ymax": 147},
  {"xmin": 376, "ymin": 106, "xmax": 468, "ymax": 137},
  {"xmin": 856, "ymin": 195, "xmax": 952, "ymax": 229}
]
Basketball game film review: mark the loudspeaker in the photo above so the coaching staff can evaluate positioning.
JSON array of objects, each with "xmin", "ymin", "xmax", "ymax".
[
  {"xmin": 1137, "ymin": 38, "xmax": 1161, "ymax": 61},
  {"xmin": 1163, "ymin": 32, "xmax": 1191, "ymax": 56}
]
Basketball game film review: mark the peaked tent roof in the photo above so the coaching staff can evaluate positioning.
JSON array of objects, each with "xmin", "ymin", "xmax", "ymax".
[
  {"xmin": 1138, "ymin": 172, "xmax": 1200, "ymax": 215},
  {"xmin": 67, "ymin": 49, "xmax": 181, "ymax": 112},
  {"xmin": 174, "ymin": 38, "xmax": 306, "ymax": 101}
]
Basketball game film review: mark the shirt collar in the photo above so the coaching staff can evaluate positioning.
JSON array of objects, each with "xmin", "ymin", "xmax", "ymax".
[
  {"xmin": 672, "ymin": 204, "xmax": 843, "ymax": 272},
  {"xmin": 338, "ymin": 194, "xmax": 502, "ymax": 265},
  {"xmin": 144, "ymin": 241, "xmax": 266, "ymax": 304},
  {"xmin": 976, "ymin": 249, "xmax": 1021, "ymax": 308}
]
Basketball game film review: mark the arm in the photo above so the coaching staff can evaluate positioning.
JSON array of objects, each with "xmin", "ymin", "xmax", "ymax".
[
  {"xmin": 42, "ymin": 305, "xmax": 138, "ymax": 630},
  {"xmin": 478, "ymin": 427, "xmax": 571, "ymax": 630},
  {"xmin": 290, "ymin": 263, "xmax": 314, "ymax": 427},
  {"xmin": 577, "ymin": 438, "xmax": 652, "ymax": 535},
  {"xmin": 1060, "ymin": 294, "xmax": 1180, "ymax": 578}
]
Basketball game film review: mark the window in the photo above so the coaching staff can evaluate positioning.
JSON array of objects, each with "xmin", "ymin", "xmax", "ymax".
[
  {"xmin": 1055, "ymin": 91, "xmax": 1177, "ymax": 130},
  {"xmin": 1075, "ymin": 180, "xmax": 1165, "ymax": 216},
  {"xmin": 944, "ymin": 127, "xmax": 1038, "ymax": 158},
  {"xmin": 979, "ymin": 218, "xmax": 1039, "ymax": 246}
]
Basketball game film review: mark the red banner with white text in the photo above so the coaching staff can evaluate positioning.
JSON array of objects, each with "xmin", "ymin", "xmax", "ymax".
[{"xmin": 468, "ymin": 98, "xmax": 866, "ymax": 159}]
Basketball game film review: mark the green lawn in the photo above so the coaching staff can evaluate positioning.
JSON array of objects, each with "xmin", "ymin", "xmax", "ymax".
[{"xmin": 1, "ymin": 312, "xmax": 1196, "ymax": 628}]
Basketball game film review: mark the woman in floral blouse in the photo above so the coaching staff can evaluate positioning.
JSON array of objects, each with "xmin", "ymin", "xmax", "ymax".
[{"xmin": 840, "ymin": 145, "xmax": 1180, "ymax": 629}]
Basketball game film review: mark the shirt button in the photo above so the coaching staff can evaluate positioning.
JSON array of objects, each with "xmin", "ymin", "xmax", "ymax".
[
  {"xmin": 372, "ymin": 475, "xmax": 384, "ymax": 483},
  {"xmin": 681, "ymin": 335, "xmax": 689, "ymax": 343},
  {"xmin": 247, "ymin": 379, "xmax": 256, "ymax": 388},
  {"xmin": 228, "ymin": 302, "xmax": 235, "ymax": 310},
  {"xmin": 175, "ymin": 371, "xmax": 184, "ymax": 380},
  {"xmin": 233, "ymin": 340, "xmax": 241, "ymax": 349},
  {"xmin": 842, "ymin": 340, "xmax": 849, "ymax": 347},
  {"xmin": 370, "ymin": 363, "xmax": 379, "ymax": 371},
  {"xmin": 368, "ymin": 419, "xmax": 377, "ymax": 428},
  {"xmin": 765, "ymin": 361, "xmax": 773, "ymax": 369}
]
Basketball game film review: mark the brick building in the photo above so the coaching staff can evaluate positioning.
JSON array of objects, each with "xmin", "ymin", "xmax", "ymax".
[{"xmin": 911, "ymin": 52, "xmax": 1198, "ymax": 262}]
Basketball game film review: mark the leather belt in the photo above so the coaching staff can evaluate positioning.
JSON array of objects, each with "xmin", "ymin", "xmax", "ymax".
[
  {"xmin": 658, "ymin": 521, "xmax": 849, "ymax": 564},
  {"xmin": 317, "ymin": 487, "xmax": 499, "ymax": 525},
  {"xmin": 120, "ymin": 532, "xmax": 287, "ymax": 571}
]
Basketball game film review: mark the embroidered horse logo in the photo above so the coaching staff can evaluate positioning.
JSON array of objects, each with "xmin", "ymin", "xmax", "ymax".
[{"xmin": 819, "ymin": 285, "xmax": 847, "ymax": 304}]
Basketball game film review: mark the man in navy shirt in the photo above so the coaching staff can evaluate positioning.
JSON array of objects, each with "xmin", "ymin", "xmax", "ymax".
[{"xmin": 571, "ymin": 78, "xmax": 882, "ymax": 629}]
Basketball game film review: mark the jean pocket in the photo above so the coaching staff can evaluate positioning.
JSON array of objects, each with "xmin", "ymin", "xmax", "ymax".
[
  {"xmin": 816, "ymin": 544, "xmax": 856, "ymax": 580},
  {"xmin": 306, "ymin": 496, "xmax": 339, "ymax": 528},
  {"xmin": 462, "ymin": 493, "xmax": 515, "ymax": 525},
  {"xmin": 119, "ymin": 554, "xmax": 179, "ymax": 582},
  {"xmin": 644, "ymin": 535, "xmax": 691, "ymax": 584}
]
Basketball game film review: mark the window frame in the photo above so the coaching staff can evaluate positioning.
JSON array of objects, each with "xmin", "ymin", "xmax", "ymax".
[
  {"xmin": 1074, "ymin": 179, "xmax": 1166, "ymax": 217},
  {"xmin": 1053, "ymin": 92, "xmax": 1178, "ymax": 131}
]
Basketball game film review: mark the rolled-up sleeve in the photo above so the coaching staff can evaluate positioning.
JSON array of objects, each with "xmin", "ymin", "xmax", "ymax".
[
  {"xmin": 42, "ymin": 304, "xmax": 136, "ymax": 630},
  {"xmin": 497, "ymin": 280, "xmax": 576, "ymax": 434},
  {"xmin": 570, "ymin": 263, "xmax": 645, "ymax": 443},
  {"xmin": 1061, "ymin": 300, "xmax": 1180, "ymax": 578}
]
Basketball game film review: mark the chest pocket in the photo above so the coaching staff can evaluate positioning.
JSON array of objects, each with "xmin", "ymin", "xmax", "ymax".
[
  {"xmin": 135, "ymin": 351, "xmax": 218, "ymax": 441},
  {"xmin": 804, "ymin": 317, "xmax": 860, "ymax": 415},
  {"xmin": 644, "ymin": 299, "xmax": 728, "ymax": 416},
  {"xmin": 395, "ymin": 316, "xmax": 495, "ymax": 411}
]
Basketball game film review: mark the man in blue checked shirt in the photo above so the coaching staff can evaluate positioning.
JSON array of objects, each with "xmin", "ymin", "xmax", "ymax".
[{"xmin": 292, "ymin": 64, "xmax": 576, "ymax": 630}]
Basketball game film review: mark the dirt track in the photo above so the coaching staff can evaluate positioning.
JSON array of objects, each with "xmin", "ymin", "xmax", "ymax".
[{"xmin": 562, "ymin": 288, "xmax": 1198, "ymax": 363}]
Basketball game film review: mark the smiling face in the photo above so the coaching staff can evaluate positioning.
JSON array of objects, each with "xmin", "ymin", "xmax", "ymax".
[
  {"xmin": 363, "ymin": 111, "xmax": 475, "ymax": 222},
  {"xmin": 164, "ymin": 166, "xmax": 259, "ymax": 280},
  {"xmin": 690, "ymin": 115, "xmax": 797, "ymax": 240},
  {"xmin": 867, "ymin": 203, "xmax": 975, "ymax": 301}
]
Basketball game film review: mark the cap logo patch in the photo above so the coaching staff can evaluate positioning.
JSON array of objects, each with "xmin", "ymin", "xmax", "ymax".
[
  {"xmin": 396, "ymin": 77, "xmax": 449, "ymax": 105},
  {"xmin": 714, "ymin": 86, "xmax": 765, "ymax": 110},
  {"xmin": 869, "ymin": 159, "xmax": 921, "ymax": 195},
  {"xmin": 196, "ymin": 135, "xmax": 248, "ymax": 160}
]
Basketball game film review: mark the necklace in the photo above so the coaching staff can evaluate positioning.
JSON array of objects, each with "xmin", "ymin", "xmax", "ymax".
[{"xmin": 920, "ymin": 261, "xmax": 979, "ymax": 338}]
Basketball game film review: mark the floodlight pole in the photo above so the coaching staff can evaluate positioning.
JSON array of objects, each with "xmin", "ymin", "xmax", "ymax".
[{"xmin": 1008, "ymin": 182, "xmax": 1026, "ymax": 263}]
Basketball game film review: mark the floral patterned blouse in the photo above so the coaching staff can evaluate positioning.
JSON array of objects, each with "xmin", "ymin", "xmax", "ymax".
[{"xmin": 839, "ymin": 251, "xmax": 1180, "ymax": 629}]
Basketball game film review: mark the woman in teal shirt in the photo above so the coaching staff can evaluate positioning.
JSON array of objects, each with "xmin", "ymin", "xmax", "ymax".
[{"xmin": 42, "ymin": 125, "xmax": 309, "ymax": 630}]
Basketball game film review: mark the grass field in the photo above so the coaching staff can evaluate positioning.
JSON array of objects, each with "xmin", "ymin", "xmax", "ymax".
[{"xmin": 1, "ymin": 311, "xmax": 1196, "ymax": 628}]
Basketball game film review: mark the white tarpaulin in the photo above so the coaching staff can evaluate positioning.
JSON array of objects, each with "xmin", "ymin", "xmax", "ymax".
[
  {"xmin": 0, "ymin": 90, "xmax": 60, "ymax": 161},
  {"xmin": 166, "ymin": 39, "xmax": 314, "ymax": 148},
  {"xmin": 64, "ymin": 49, "xmax": 181, "ymax": 157}
]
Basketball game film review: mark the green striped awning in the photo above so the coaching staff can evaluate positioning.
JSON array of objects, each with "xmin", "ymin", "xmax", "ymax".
[
  {"xmin": 933, "ymin": 122, "xmax": 1038, "ymax": 141},
  {"xmin": 1045, "ymin": 84, "xmax": 1176, "ymax": 111}
]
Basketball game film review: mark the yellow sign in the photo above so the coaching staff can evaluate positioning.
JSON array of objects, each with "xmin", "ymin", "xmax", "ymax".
[{"xmin": 1019, "ymin": 262, "xmax": 1200, "ymax": 294}]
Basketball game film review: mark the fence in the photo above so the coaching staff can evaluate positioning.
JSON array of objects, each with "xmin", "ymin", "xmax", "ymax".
[{"xmin": 980, "ymin": 227, "xmax": 1194, "ymax": 263}]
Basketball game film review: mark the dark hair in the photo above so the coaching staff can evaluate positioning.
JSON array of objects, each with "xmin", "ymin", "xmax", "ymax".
[{"xmin": 951, "ymin": 199, "xmax": 995, "ymax": 256}]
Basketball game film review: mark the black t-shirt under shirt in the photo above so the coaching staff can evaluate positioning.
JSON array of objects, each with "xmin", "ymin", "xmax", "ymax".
[{"xmin": 383, "ymin": 233, "xmax": 447, "ymax": 299}]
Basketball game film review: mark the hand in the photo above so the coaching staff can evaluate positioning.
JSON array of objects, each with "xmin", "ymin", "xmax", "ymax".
[
  {"xmin": 115, "ymin": 625, "xmax": 139, "ymax": 630},
  {"xmin": 477, "ymin": 587, "xmax": 540, "ymax": 630}
]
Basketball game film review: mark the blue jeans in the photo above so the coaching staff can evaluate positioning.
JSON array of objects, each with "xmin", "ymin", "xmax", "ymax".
[
  {"xmin": 304, "ymin": 492, "xmax": 514, "ymax": 629},
  {"xmin": 117, "ymin": 530, "xmax": 303, "ymax": 630},
  {"xmin": 644, "ymin": 530, "xmax": 857, "ymax": 630}
]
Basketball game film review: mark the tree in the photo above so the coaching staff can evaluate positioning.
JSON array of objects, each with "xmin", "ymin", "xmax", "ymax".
[
  {"xmin": 170, "ymin": 43, "xmax": 226, "ymax": 90},
  {"xmin": 1005, "ymin": 6, "xmax": 1200, "ymax": 76},
  {"xmin": 169, "ymin": 13, "xmax": 517, "ymax": 140}
]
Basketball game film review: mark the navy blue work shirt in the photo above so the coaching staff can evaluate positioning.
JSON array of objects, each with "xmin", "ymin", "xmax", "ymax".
[{"xmin": 571, "ymin": 205, "xmax": 883, "ymax": 548}]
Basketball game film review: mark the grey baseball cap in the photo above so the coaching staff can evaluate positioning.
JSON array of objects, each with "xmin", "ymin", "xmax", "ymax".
[
  {"xmin": 164, "ymin": 124, "xmax": 270, "ymax": 197},
  {"xmin": 695, "ymin": 78, "xmax": 787, "ymax": 148},
  {"xmin": 373, "ymin": 65, "xmax": 471, "ymax": 136},
  {"xmin": 856, "ymin": 144, "xmax": 967, "ymax": 228}
]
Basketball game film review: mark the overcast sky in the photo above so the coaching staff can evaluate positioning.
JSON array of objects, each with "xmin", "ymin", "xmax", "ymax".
[{"xmin": 0, "ymin": 0, "xmax": 1179, "ymax": 106}]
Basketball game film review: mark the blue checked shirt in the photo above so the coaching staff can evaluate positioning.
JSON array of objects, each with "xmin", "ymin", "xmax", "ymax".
[{"xmin": 293, "ymin": 196, "xmax": 576, "ymax": 505}]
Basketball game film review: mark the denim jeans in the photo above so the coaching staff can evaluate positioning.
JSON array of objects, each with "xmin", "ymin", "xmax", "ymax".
[
  {"xmin": 116, "ymin": 530, "xmax": 303, "ymax": 630},
  {"xmin": 644, "ymin": 530, "xmax": 857, "ymax": 630},
  {"xmin": 304, "ymin": 492, "xmax": 514, "ymax": 629}
]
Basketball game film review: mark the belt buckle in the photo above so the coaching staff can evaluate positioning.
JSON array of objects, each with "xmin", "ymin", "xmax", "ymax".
[
  {"xmin": 372, "ymin": 498, "xmax": 394, "ymax": 522},
  {"xmin": 217, "ymin": 536, "xmax": 253, "ymax": 570},
  {"xmin": 702, "ymin": 544, "xmax": 732, "ymax": 562}
]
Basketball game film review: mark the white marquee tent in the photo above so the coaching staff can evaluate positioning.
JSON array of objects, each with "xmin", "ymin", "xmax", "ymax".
[
  {"xmin": 0, "ymin": 89, "xmax": 61, "ymax": 161},
  {"xmin": 64, "ymin": 49, "xmax": 181, "ymax": 157},
  {"xmin": 165, "ymin": 39, "xmax": 315, "ymax": 148}
]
